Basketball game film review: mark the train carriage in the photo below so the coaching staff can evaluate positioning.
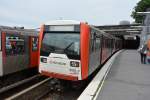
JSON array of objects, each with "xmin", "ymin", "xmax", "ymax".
[
  {"xmin": 39, "ymin": 20, "xmax": 121, "ymax": 81},
  {"xmin": 0, "ymin": 26, "xmax": 39, "ymax": 76}
]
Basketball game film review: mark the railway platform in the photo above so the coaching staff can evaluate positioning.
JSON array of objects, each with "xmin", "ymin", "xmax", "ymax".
[
  {"xmin": 78, "ymin": 50, "xmax": 150, "ymax": 100},
  {"xmin": 97, "ymin": 50, "xmax": 150, "ymax": 100}
]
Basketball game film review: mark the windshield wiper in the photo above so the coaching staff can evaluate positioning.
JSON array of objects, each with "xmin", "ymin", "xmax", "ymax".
[{"xmin": 63, "ymin": 42, "xmax": 74, "ymax": 52}]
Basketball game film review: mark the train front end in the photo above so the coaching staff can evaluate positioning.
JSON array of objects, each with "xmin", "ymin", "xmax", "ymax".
[{"xmin": 39, "ymin": 20, "xmax": 89, "ymax": 81}]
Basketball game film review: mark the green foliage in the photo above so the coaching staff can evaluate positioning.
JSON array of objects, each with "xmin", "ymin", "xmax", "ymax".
[{"xmin": 131, "ymin": 0, "xmax": 150, "ymax": 23}]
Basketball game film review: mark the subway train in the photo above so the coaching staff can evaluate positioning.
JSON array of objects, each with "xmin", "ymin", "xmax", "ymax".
[
  {"xmin": 38, "ymin": 20, "xmax": 122, "ymax": 81},
  {"xmin": 0, "ymin": 26, "xmax": 39, "ymax": 77}
]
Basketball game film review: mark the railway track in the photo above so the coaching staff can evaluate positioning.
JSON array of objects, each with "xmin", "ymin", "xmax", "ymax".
[
  {"xmin": 40, "ymin": 88, "xmax": 83, "ymax": 100},
  {"xmin": 5, "ymin": 78, "xmax": 51, "ymax": 100},
  {"xmin": 0, "ymin": 68, "xmax": 38, "ymax": 89},
  {"xmin": 0, "ymin": 77, "xmax": 85, "ymax": 100},
  {"xmin": 0, "ymin": 74, "xmax": 41, "ymax": 94},
  {"xmin": 38, "ymin": 79, "xmax": 87, "ymax": 100},
  {"xmin": 0, "ymin": 74, "xmax": 47, "ymax": 99}
]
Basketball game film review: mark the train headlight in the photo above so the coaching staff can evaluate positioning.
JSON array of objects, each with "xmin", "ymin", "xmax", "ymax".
[
  {"xmin": 41, "ymin": 58, "xmax": 47, "ymax": 63},
  {"xmin": 70, "ymin": 61, "xmax": 79, "ymax": 67}
]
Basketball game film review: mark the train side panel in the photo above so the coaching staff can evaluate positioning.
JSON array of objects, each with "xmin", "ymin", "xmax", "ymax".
[
  {"xmin": 2, "ymin": 32, "xmax": 29, "ymax": 75},
  {"xmin": 0, "ymin": 31, "xmax": 3, "ymax": 76},
  {"xmin": 0, "ymin": 52, "xmax": 2, "ymax": 76},
  {"xmin": 101, "ymin": 37, "xmax": 108, "ymax": 63},
  {"xmin": 0, "ymin": 27, "xmax": 39, "ymax": 77},
  {"xmin": 88, "ymin": 28, "xmax": 102, "ymax": 76}
]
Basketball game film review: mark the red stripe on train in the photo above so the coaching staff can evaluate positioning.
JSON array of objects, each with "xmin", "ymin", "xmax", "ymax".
[
  {"xmin": 80, "ymin": 23, "xmax": 90, "ymax": 80},
  {"xmin": 41, "ymin": 70, "xmax": 78, "ymax": 81}
]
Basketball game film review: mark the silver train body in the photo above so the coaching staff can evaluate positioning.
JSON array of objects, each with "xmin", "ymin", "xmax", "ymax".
[{"xmin": 0, "ymin": 26, "xmax": 39, "ymax": 76}]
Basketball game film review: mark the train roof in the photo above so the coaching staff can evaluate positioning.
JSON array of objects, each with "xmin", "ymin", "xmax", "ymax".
[
  {"xmin": 0, "ymin": 26, "xmax": 39, "ymax": 36},
  {"xmin": 45, "ymin": 20, "xmax": 80, "ymax": 25}
]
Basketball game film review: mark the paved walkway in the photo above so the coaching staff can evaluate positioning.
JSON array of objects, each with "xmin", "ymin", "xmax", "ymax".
[{"xmin": 97, "ymin": 50, "xmax": 150, "ymax": 100}]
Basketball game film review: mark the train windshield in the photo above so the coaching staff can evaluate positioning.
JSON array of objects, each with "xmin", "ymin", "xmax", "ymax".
[{"xmin": 40, "ymin": 32, "xmax": 80, "ymax": 60}]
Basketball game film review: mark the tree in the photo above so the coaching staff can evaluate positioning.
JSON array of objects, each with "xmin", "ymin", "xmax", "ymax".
[{"xmin": 131, "ymin": 0, "xmax": 150, "ymax": 23}]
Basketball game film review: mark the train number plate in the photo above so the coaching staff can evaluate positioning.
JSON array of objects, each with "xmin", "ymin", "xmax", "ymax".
[{"xmin": 69, "ymin": 69, "xmax": 79, "ymax": 74}]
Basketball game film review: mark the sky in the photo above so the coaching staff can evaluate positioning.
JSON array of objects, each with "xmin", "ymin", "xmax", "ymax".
[{"xmin": 0, "ymin": 0, "xmax": 140, "ymax": 28}]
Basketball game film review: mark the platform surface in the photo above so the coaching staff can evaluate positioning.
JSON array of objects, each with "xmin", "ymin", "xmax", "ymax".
[{"xmin": 97, "ymin": 50, "xmax": 150, "ymax": 100}]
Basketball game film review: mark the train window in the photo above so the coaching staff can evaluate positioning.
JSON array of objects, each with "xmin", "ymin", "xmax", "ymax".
[
  {"xmin": 93, "ymin": 33, "xmax": 96, "ymax": 51},
  {"xmin": 106, "ymin": 38, "xmax": 108, "ymax": 48},
  {"xmin": 103, "ymin": 38, "xmax": 106, "ymax": 48},
  {"xmin": 5, "ymin": 35, "xmax": 25, "ymax": 55},
  {"xmin": 95, "ymin": 35, "xmax": 101, "ymax": 50},
  {"xmin": 41, "ymin": 32, "xmax": 80, "ymax": 59},
  {"xmin": 90, "ymin": 29, "xmax": 103, "ymax": 53},
  {"xmin": 90, "ymin": 32, "xmax": 96, "ymax": 53},
  {"xmin": 32, "ymin": 37, "xmax": 38, "ymax": 51}
]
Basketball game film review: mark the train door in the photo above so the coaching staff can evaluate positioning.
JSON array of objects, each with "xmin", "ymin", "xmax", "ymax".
[
  {"xmin": 29, "ymin": 36, "xmax": 39, "ymax": 67},
  {"xmin": 2, "ymin": 32, "xmax": 28, "ymax": 75}
]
